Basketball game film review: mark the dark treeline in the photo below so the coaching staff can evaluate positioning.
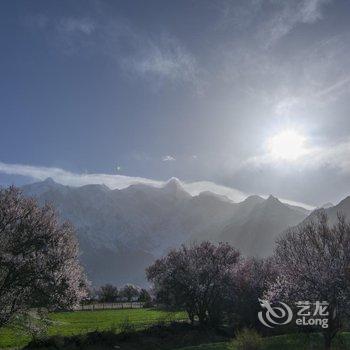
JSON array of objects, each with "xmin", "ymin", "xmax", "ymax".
[{"xmin": 85, "ymin": 283, "xmax": 152, "ymax": 304}]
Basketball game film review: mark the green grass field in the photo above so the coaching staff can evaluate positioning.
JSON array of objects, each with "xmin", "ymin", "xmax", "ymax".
[
  {"xmin": 1, "ymin": 310, "xmax": 350, "ymax": 350},
  {"xmin": 0, "ymin": 308, "xmax": 187, "ymax": 349}
]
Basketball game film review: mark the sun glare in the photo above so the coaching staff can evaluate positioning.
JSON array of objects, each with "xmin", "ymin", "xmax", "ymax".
[{"xmin": 267, "ymin": 129, "xmax": 307, "ymax": 161}]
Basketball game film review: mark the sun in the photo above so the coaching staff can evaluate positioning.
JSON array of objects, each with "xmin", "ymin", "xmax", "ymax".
[{"xmin": 267, "ymin": 129, "xmax": 307, "ymax": 161}]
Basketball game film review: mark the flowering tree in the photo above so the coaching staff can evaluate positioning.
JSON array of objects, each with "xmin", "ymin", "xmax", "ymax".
[
  {"xmin": 269, "ymin": 212, "xmax": 350, "ymax": 350},
  {"xmin": 0, "ymin": 187, "xmax": 87, "ymax": 327},
  {"xmin": 146, "ymin": 241, "xmax": 240, "ymax": 326},
  {"xmin": 231, "ymin": 257, "xmax": 276, "ymax": 330}
]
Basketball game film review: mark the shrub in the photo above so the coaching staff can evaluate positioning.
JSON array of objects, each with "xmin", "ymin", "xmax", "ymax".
[
  {"xmin": 11, "ymin": 310, "xmax": 51, "ymax": 341},
  {"xmin": 119, "ymin": 316, "xmax": 136, "ymax": 334},
  {"xmin": 235, "ymin": 328, "xmax": 263, "ymax": 350}
]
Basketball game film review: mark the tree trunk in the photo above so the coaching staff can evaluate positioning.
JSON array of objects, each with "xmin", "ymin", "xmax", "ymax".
[
  {"xmin": 187, "ymin": 311, "xmax": 194, "ymax": 325},
  {"xmin": 324, "ymin": 333, "xmax": 332, "ymax": 350}
]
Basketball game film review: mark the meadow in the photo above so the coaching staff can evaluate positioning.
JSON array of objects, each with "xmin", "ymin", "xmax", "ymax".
[
  {"xmin": 1, "ymin": 309, "xmax": 350, "ymax": 350},
  {"xmin": 0, "ymin": 308, "xmax": 187, "ymax": 349}
]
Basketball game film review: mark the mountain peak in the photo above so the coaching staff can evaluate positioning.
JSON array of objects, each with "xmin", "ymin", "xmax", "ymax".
[
  {"xmin": 163, "ymin": 177, "xmax": 183, "ymax": 190},
  {"xmin": 80, "ymin": 183, "xmax": 110, "ymax": 192},
  {"xmin": 43, "ymin": 177, "xmax": 56, "ymax": 185},
  {"xmin": 264, "ymin": 195, "xmax": 284, "ymax": 207},
  {"xmin": 242, "ymin": 195, "xmax": 264, "ymax": 205},
  {"xmin": 197, "ymin": 191, "xmax": 232, "ymax": 203},
  {"xmin": 319, "ymin": 202, "xmax": 334, "ymax": 209},
  {"xmin": 162, "ymin": 177, "xmax": 191, "ymax": 198},
  {"xmin": 21, "ymin": 177, "xmax": 65, "ymax": 197},
  {"xmin": 266, "ymin": 194, "xmax": 280, "ymax": 202}
]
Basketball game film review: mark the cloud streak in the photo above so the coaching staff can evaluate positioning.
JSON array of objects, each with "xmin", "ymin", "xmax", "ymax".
[
  {"xmin": 0, "ymin": 161, "xmax": 314, "ymax": 209},
  {"xmin": 56, "ymin": 17, "xmax": 96, "ymax": 35},
  {"xmin": 259, "ymin": 0, "xmax": 331, "ymax": 47},
  {"xmin": 162, "ymin": 155, "xmax": 176, "ymax": 162},
  {"xmin": 0, "ymin": 161, "xmax": 161, "ymax": 189},
  {"xmin": 27, "ymin": 14, "xmax": 199, "ymax": 87}
]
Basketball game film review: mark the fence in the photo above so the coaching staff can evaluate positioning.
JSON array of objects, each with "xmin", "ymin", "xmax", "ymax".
[{"xmin": 73, "ymin": 302, "xmax": 144, "ymax": 311}]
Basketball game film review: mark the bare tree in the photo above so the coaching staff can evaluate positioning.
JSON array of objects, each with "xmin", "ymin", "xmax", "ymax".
[
  {"xmin": 0, "ymin": 187, "xmax": 87, "ymax": 327},
  {"xmin": 269, "ymin": 212, "xmax": 350, "ymax": 350},
  {"xmin": 146, "ymin": 241, "xmax": 240, "ymax": 326}
]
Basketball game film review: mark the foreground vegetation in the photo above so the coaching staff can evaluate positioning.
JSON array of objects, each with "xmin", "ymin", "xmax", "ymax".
[
  {"xmin": 7, "ymin": 326, "xmax": 350, "ymax": 350},
  {"xmin": 1, "ymin": 308, "xmax": 350, "ymax": 349},
  {"xmin": 179, "ymin": 333, "xmax": 350, "ymax": 350},
  {"xmin": 0, "ymin": 308, "xmax": 187, "ymax": 349}
]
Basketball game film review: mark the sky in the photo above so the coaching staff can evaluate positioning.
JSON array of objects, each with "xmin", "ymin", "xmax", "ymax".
[{"xmin": 1, "ymin": 0, "xmax": 350, "ymax": 207}]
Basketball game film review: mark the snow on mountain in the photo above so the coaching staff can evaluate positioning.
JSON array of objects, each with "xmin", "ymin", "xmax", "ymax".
[{"xmin": 21, "ymin": 178, "xmax": 310, "ymax": 286}]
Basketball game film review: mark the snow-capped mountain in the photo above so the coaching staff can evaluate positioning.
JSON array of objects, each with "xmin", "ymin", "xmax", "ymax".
[{"xmin": 21, "ymin": 178, "xmax": 310, "ymax": 286}]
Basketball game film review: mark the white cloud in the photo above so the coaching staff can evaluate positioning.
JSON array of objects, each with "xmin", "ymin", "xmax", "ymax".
[
  {"xmin": 184, "ymin": 181, "xmax": 246, "ymax": 202},
  {"xmin": 216, "ymin": 0, "xmax": 331, "ymax": 48},
  {"xmin": 299, "ymin": 0, "xmax": 329, "ymax": 23},
  {"xmin": 309, "ymin": 140, "xmax": 350, "ymax": 175},
  {"xmin": 56, "ymin": 18, "xmax": 96, "ymax": 35},
  {"xmin": 0, "ymin": 161, "xmax": 314, "ymax": 209},
  {"xmin": 123, "ymin": 36, "xmax": 198, "ymax": 85},
  {"xmin": 274, "ymin": 97, "xmax": 300, "ymax": 118},
  {"xmin": 162, "ymin": 155, "xmax": 176, "ymax": 162},
  {"xmin": 316, "ymin": 74, "xmax": 350, "ymax": 100},
  {"xmin": 28, "ymin": 14, "xmax": 199, "ymax": 87},
  {"xmin": 260, "ymin": 0, "xmax": 330, "ymax": 47},
  {"xmin": 0, "ymin": 162, "xmax": 160, "ymax": 189}
]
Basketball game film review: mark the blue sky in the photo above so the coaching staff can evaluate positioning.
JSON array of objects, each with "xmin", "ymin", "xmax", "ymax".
[{"xmin": 1, "ymin": 0, "xmax": 350, "ymax": 206}]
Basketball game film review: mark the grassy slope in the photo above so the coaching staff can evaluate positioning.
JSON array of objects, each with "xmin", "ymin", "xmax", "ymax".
[{"xmin": 0, "ymin": 308, "xmax": 187, "ymax": 349}]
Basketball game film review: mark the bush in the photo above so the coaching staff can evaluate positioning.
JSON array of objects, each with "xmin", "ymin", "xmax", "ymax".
[
  {"xmin": 119, "ymin": 316, "xmax": 136, "ymax": 334},
  {"xmin": 11, "ymin": 310, "xmax": 51, "ymax": 341},
  {"xmin": 235, "ymin": 328, "xmax": 263, "ymax": 350}
]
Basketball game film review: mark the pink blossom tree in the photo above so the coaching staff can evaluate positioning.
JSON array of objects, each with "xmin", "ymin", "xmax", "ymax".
[
  {"xmin": 231, "ymin": 257, "xmax": 277, "ymax": 330},
  {"xmin": 146, "ymin": 241, "xmax": 240, "ymax": 326},
  {"xmin": 0, "ymin": 187, "xmax": 87, "ymax": 327},
  {"xmin": 268, "ymin": 212, "xmax": 350, "ymax": 350}
]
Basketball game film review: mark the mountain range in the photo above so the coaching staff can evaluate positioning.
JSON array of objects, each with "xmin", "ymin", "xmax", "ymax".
[{"xmin": 19, "ymin": 178, "xmax": 350, "ymax": 286}]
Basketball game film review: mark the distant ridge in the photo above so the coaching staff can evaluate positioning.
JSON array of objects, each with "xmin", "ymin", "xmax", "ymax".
[{"xmin": 21, "ymin": 178, "xmax": 311, "ymax": 286}]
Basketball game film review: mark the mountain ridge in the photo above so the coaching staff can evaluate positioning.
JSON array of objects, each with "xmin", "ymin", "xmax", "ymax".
[{"xmin": 20, "ymin": 178, "xmax": 312, "ymax": 286}]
